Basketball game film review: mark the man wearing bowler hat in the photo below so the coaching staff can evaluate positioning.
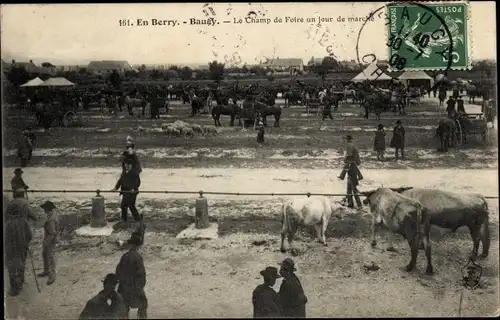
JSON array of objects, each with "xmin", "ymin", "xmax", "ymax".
[
  {"xmin": 38, "ymin": 200, "xmax": 59, "ymax": 285},
  {"xmin": 278, "ymin": 258, "xmax": 308, "ymax": 318},
  {"xmin": 116, "ymin": 234, "xmax": 148, "ymax": 319},
  {"xmin": 79, "ymin": 273, "xmax": 128, "ymax": 320},
  {"xmin": 252, "ymin": 267, "xmax": 282, "ymax": 318},
  {"xmin": 338, "ymin": 135, "xmax": 363, "ymax": 181}
]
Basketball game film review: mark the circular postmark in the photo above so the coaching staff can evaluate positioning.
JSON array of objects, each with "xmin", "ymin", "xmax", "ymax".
[
  {"xmin": 196, "ymin": 3, "xmax": 276, "ymax": 69},
  {"xmin": 355, "ymin": 1, "xmax": 464, "ymax": 93}
]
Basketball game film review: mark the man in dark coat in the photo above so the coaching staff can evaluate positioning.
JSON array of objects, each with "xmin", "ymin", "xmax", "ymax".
[
  {"xmin": 252, "ymin": 267, "xmax": 282, "ymax": 318},
  {"xmin": 322, "ymin": 95, "xmax": 334, "ymax": 120},
  {"xmin": 120, "ymin": 138, "xmax": 142, "ymax": 174},
  {"xmin": 374, "ymin": 124, "xmax": 386, "ymax": 161},
  {"xmin": 456, "ymin": 96, "xmax": 465, "ymax": 114},
  {"xmin": 446, "ymin": 97, "xmax": 456, "ymax": 118},
  {"xmin": 278, "ymin": 258, "xmax": 308, "ymax": 318},
  {"xmin": 17, "ymin": 130, "xmax": 33, "ymax": 167},
  {"xmin": 113, "ymin": 161, "xmax": 142, "ymax": 222},
  {"xmin": 390, "ymin": 120, "xmax": 406, "ymax": 161},
  {"xmin": 115, "ymin": 234, "xmax": 148, "ymax": 319},
  {"xmin": 11, "ymin": 168, "xmax": 29, "ymax": 197},
  {"xmin": 5, "ymin": 189, "xmax": 35, "ymax": 296},
  {"xmin": 346, "ymin": 161, "xmax": 363, "ymax": 209},
  {"xmin": 79, "ymin": 273, "xmax": 128, "ymax": 320}
]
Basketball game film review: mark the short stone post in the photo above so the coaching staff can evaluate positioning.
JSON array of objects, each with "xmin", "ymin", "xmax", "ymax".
[
  {"xmin": 195, "ymin": 191, "xmax": 210, "ymax": 229},
  {"xmin": 91, "ymin": 189, "xmax": 106, "ymax": 228}
]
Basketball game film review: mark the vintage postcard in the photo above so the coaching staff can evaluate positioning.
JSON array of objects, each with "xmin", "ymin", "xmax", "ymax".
[{"xmin": 2, "ymin": 2, "xmax": 498, "ymax": 318}]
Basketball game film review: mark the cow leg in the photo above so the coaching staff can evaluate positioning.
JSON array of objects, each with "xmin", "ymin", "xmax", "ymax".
[
  {"xmin": 315, "ymin": 224, "xmax": 323, "ymax": 244},
  {"xmin": 405, "ymin": 238, "xmax": 418, "ymax": 272},
  {"xmin": 321, "ymin": 218, "xmax": 328, "ymax": 246},
  {"xmin": 479, "ymin": 219, "xmax": 490, "ymax": 258},
  {"xmin": 371, "ymin": 215, "xmax": 378, "ymax": 247},
  {"xmin": 468, "ymin": 225, "xmax": 481, "ymax": 260},
  {"xmin": 421, "ymin": 223, "xmax": 434, "ymax": 275},
  {"xmin": 386, "ymin": 232, "xmax": 396, "ymax": 252}
]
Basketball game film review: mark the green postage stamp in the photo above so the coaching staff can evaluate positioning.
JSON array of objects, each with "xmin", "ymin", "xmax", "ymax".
[{"xmin": 386, "ymin": 1, "xmax": 470, "ymax": 71}]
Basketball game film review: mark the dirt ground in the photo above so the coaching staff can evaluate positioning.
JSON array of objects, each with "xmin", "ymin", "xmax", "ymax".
[{"xmin": 3, "ymin": 168, "xmax": 500, "ymax": 319}]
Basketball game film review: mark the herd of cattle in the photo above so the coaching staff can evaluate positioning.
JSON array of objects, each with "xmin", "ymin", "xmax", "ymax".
[{"xmin": 281, "ymin": 187, "xmax": 490, "ymax": 275}]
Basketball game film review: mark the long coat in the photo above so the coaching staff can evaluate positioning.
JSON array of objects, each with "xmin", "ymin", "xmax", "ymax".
[
  {"xmin": 390, "ymin": 126, "xmax": 405, "ymax": 149},
  {"xmin": 279, "ymin": 274, "xmax": 308, "ymax": 318},
  {"xmin": 252, "ymin": 284, "xmax": 282, "ymax": 318},
  {"xmin": 17, "ymin": 135, "xmax": 33, "ymax": 160},
  {"xmin": 79, "ymin": 290, "xmax": 128, "ymax": 320},
  {"xmin": 374, "ymin": 129, "xmax": 386, "ymax": 151},
  {"xmin": 115, "ymin": 249, "xmax": 147, "ymax": 309}
]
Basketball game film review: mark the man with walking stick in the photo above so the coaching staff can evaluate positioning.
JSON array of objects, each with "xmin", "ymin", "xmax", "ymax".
[{"xmin": 5, "ymin": 188, "xmax": 36, "ymax": 296}]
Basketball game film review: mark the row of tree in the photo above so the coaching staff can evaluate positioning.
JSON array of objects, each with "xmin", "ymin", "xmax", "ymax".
[{"xmin": 4, "ymin": 58, "xmax": 496, "ymax": 88}]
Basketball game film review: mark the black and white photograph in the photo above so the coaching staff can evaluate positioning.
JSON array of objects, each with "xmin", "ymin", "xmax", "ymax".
[{"xmin": 2, "ymin": 2, "xmax": 498, "ymax": 318}]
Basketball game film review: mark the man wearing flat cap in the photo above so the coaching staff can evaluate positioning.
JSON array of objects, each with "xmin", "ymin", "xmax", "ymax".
[
  {"xmin": 38, "ymin": 200, "xmax": 60, "ymax": 285},
  {"xmin": 79, "ymin": 273, "xmax": 128, "ymax": 320},
  {"xmin": 278, "ymin": 258, "xmax": 308, "ymax": 318},
  {"xmin": 252, "ymin": 267, "xmax": 282, "ymax": 318},
  {"xmin": 116, "ymin": 234, "xmax": 148, "ymax": 319},
  {"xmin": 4, "ymin": 188, "xmax": 35, "ymax": 296},
  {"xmin": 11, "ymin": 168, "xmax": 29, "ymax": 198}
]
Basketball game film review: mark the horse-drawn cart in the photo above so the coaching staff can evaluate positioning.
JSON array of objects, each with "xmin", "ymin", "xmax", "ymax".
[{"xmin": 33, "ymin": 101, "xmax": 80, "ymax": 128}]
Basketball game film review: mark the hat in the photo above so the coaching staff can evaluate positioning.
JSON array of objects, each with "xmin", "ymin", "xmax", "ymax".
[
  {"xmin": 127, "ymin": 234, "xmax": 143, "ymax": 246},
  {"xmin": 102, "ymin": 273, "xmax": 119, "ymax": 286},
  {"xmin": 396, "ymin": 120, "xmax": 402, "ymax": 125},
  {"xmin": 279, "ymin": 258, "xmax": 297, "ymax": 272},
  {"xmin": 14, "ymin": 168, "xmax": 23, "ymax": 174},
  {"xmin": 260, "ymin": 267, "xmax": 282, "ymax": 279},
  {"xmin": 345, "ymin": 135, "xmax": 353, "ymax": 141},
  {"xmin": 40, "ymin": 200, "xmax": 56, "ymax": 211},
  {"xmin": 258, "ymin": 121, "xmax": 263, "ymax": 126}
]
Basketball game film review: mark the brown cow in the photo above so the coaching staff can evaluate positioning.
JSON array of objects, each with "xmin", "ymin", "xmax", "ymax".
[
  {"xmin": 362, "ymin": 188, "xmax": 433, "ymax": 274},
  {"xmin": 392, "ymin": 187, "xmax": 491, "ymax": 260}
]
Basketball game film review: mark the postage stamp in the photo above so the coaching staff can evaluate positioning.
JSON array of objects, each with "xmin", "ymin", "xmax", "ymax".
[{"xmin": 386, "ymin": 1, "xmax": 470, "ymax": 71}]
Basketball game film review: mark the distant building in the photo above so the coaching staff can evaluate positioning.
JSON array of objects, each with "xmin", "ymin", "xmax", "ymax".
[
  {"xmin": 307, "ymin": 57, "xmax": 325, "ymax": 66},
  {"xmin": 87, "ymin": 60, "xmax": 133, "ymax": 75},
  {"xmin": 261, "ymin": 58, "xmax": 304, "ymax": 74},
  {"xmin": 3, "ymin": 59, "xmax": 56, "ymax": 75}
]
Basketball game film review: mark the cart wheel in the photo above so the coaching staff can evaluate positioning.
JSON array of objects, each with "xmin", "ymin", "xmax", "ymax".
[{"xmin": 62, "ymin": 110, "xmax": 77, "ymax": 127}]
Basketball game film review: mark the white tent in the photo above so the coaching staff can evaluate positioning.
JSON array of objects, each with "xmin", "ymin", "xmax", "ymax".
[
  {"xmin": 20, "ymin": 77, "xmax": 44, "ymax": 87},
  {"xmin": 39, "ymin": 77, "xmax": 75, "ymax": 87},
  {"xmin": 351, "ymin": 62, "xmax": 392, "ymax": 82},
  {"xmin": 398, "ymin": 71, "xmax": 434, "ymax": 87}
]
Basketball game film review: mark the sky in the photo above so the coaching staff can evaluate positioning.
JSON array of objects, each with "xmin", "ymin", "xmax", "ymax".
[{"xmin": 0, "ymin": 2, "xmax": 496, "ymax": 66}]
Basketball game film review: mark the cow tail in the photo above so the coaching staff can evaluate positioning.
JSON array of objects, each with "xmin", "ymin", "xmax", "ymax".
[{"xmin": 480, "ymin": 198, "xmax": 491, "ymax": 256}]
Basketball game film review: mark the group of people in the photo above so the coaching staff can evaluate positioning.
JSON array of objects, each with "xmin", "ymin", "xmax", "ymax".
[
  {"xmin": 446, "ymin": 95, "xmax": 466, "ymax": 118},
  {"xmin": 5, "ymin": 168, "xmax": 59, "ymax": 296},
  {"xmin": 252, "ymin": 258, "xmax": 308, "ymax": 318}
]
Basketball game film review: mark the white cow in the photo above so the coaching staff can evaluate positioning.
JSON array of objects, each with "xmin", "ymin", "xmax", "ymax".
[{"xmin": 280, "ymin": 196, "xmax": 343, "ymax": 252}]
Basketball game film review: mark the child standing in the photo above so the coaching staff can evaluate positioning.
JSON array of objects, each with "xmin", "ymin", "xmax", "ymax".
[
  {"xmin": 374, "ymin": 124, "xmax": 386, "ymax": 161},
  {"xmin": 257, "ymin": 122, "xmax": 265, "ymax": 144}
]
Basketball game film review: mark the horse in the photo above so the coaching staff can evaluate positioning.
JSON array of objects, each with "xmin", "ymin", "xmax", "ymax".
[
  {"xmin": 436, "ymin": 117, "xmax": 465, "ymax": 151},
  {"xmin": 343, "ymin": 88, "xmax": 357, "ymax": 103},
  {"xmin": 124, "ymin": 96, "xmax": 147, "ymax": 116},
  {"xmin": 211, "ymin": 103, "xmax": 241, "ymax": 127},
  {"xmin": 283, "ymin": 90, "xmax": 301, "ymax": 108},
  {"xmin": 190, "ymin": 96, "xmax": 205, "ymax": 117},
  {"xmin": 255, "ymin": 101, "xmax": 282, "ymax": 127},
  {"xmin": 466, "ymin": 84, "xmax": 483, "ymax": 104}
]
